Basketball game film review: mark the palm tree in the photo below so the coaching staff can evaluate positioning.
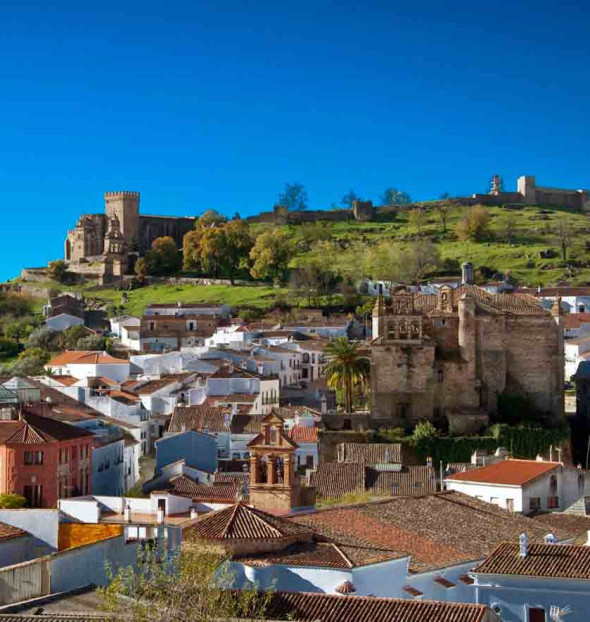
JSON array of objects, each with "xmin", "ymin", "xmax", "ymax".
[{"xmin": 323, "ymin": 337, "xmax": 370, "ymax": 413}]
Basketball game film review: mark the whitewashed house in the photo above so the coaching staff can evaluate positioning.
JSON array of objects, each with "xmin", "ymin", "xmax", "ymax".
[
  {"xmin": 565, "ymin": 336, "xmax": 590, "ymax": 380},
  {"xmin": 472, "ymin": 535, "xmax": 590, "ymax": 622},
  {"xmin": 45, "ymin": 351, "xmax": 131, "ymax": 383},
  {"xmin": 445, "ymin": 459, "xmax": 590, "ymax": 514}
]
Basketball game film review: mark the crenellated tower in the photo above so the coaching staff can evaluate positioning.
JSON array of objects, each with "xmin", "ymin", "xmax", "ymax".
[{"xmin": 104, "ymin": 191, "xmax": 140, "ymax": 247}]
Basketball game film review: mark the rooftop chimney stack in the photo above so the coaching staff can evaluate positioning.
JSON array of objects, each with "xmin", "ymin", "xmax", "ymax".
[
  {"xmin": 190, "ymin": 507, "xmax": 198, "ymax": 520},
  {"xmin": 544, "ymin": 533, "xmax": 557, "ymax": 544},
  {"xmin": 461, "ymin": 262, "xmax": 474, "ymax": 286},
  {"xmin": 586, "ymin": 530, "xmax": 590, "ymax": 546},
  {"xmin": 519, "ymin": 533, "xmax": 529, "ymax": 558}
]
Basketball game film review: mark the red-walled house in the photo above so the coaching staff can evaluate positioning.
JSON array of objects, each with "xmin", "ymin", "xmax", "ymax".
[{"xmin": 0, "ymin": 411, "xmax": 93, "ymax": 508}]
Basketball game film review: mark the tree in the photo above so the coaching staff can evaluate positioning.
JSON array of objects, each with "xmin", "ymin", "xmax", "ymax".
[
  {"xmin": 3, "ymin": 319, "xmax": 35, "ymax": 342},
  {"xmin": 324, "ymin": 337, "xmax": 370, "ymax": 413},
  {"xmin": 47, "ymin": 260, "xmax": 72, "ymax": 284},
  {"xmin": 341, "ymin": 188, "xmax": 359, "ymax": 208},
  {"xmin": 101, "ymin": 545, "xmax": 271, "ymax": 622},
  {"xmin": 28, "ymin": 326, "xmax": 59, "ymax": 351},
  {"xmin": 76, "ymin": 334, "xmax": 106, "ymax": 350},
  {"xmin": 134, "ymin": 257, "xmax": 148, "ymax": 282},
  {"xmin": 198, "ymin": 209, "xmax": 227, "ymax": 228},
  {"xmin": 145, "ymin": 237, "xmax": 182, "ymax": 275},
  {"xmin": 277, "ymin": 182, "xmax": 308, "ymax": 211},
  {"xmin": 296, "ymin": 222, "xmax": 331, "ymax": 251},
  {"xmin": 9, "ymin": 347, "xmax": 51, "ymax": 376},
  {"xmin": 0, "ymin": 494, "xmax": 26, "ymax": 509},
  {"xmin": 405, "ymin": 240, "xmax": 441, "ymax": 283},
  {"xmin": 408, "ymin": 208, "xmax": 426, "ymax": 234},
  {"xmin": 60, "ymin": 324, "xmax": 88, "ymax": 350},
  {"xmin": 380, "ymin": 187, "xmax": 412, "ymax": 206},
  {"xmin": 292, "ymin": 256, "xmax": 339, "ymax": 307},
  {"xmin": 223, "ymin": 219, "xmax": 253, "ymax": 284},
  {"xmin": 249, "ymin": 229, "xmax": 293, "ymax": 284},
  {"xmin": 182, "ymin": 229, "xmax": 202, "ymax": 271},
  {"xmin": 434, "ymin": 201, "xmax": 453, "ymax": 233},
  {"xmin": 363, "ymin": 242, "xmax": 404, "ymax": 284},
  {"xmin": 556, "ymin": 219, "xmax": 573, "ymax": 261},
  {"xmin": 0, "ymin": 338, "xmax": 18, "ymax": 360},
  {"xmin": 455, "ymin": 206, "xmax": 491, "ymax": 242},
  {"xmin": 199, "ymin": 227, "xmax": 228, "ymax": 279},
  {"xmin": 504, "ymin": 215, "xmax": 516, "ymax": 245}
]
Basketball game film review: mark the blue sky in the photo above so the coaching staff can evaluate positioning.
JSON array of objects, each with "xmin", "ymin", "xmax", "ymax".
[{"xmin": 1, "ymin": 0, "xmax": 590, "ymax": 282}]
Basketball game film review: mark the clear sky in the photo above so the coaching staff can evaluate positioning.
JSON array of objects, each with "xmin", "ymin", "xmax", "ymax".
[{"xmin": 1, "ymin": 0, "xmax": 590, "ymax": 282}]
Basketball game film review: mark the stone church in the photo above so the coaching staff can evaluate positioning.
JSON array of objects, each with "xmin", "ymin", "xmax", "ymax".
[
  {"xmin": 64, "ymin": 191, "xmax": 195, "ymax": 280},
  {"xmin": 371, "ymin": 271, "xmax": 564, "ymax": 434}
]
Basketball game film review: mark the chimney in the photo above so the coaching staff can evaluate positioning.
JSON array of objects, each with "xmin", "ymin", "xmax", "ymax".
[
  {"xmin": 519, "ymin": 533, "xmax": 529, "ymax": 558},
  {"xmin": 190, "ymin": 507, "xmax": 198, "ymax": 520},
  {"xmin": 586, "ymin": 530, "xmax": 590, "ymax": 546},
  {"xmin": 557, "ymin": 447, "xmax": 563, "ymax": 463},
  {"xmin": 461, "ymin": 262, "xmax": 474, "ymax": 285},
  {"xmin": 124, "ymin": 502, "xmax": 132, "ymax": 523},
  {"xmin": 157, "ymin": 506, "xmax": 165, "ymax": 525},
  {"xmin": 549, "ymin": 445, "xmax": 554, "ymax": 462},
  {"xmin": 544, "ymin": 533, "xmax": 557, "ymax": 544}
]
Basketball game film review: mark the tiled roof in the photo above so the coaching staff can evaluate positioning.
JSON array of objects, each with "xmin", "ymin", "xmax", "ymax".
[
  {"xmin": 0, "ymin": 521, "xmax": 28, "ymax": 542},
  {"xmin": 230, "ymin": 414, "xmax": 264, "ymax": 434},
  {"xmin": 163, "ymin": 475, "xmax": 244, "ymax": 503},
  {"xmin": 25, "ymin": 379, "xmax": 102, "ymax": 417},
  {"xmin": 310, "ymin": 463, "xmax": 365, "ymax": 499},
  {"xmin": 289, "ymin": 491, "xmax": 568, "ymax": 573},
  {"xmin": 183, "ymin": 503, "xmax": 311, "ymax": 541},
  {"xmin": 215, "ymin": 472, "xmax": 250, "ymax": 485},
  {"xmin": 210, "ymin": 393, "xmax": 257, "ymax": 403},
  {"xmin": 337, "ymin": 443, "xmax": 402, "ymax": 464},
  {"xmin": 135, "ymin": 373, "xmax": 194, "ymax": 395},
  {"xmin": 365, "ymin": 466, "xmax": 437, "ymax": 497},
  {"xmin": 563, "ymin": 313, "xmax": 590, "ymax": 329},
  {"xmin": 236, "ymin": 541, "xmax": 354, "ymax": 569},
  {"xmin": 446, "ymin": 459, "xmax": 560, "ymax": 486},
  {"xmin": 47, "ymin": 351, "xmax": 129, "ymax": 366},
  {"xmin": 521, "ymin": 286, "xmax": 590, "ymax": 297},
  {"xmin": 289, "ymin": 425, "xmax": 319, "ymax": 443},
  {"xmin": 0, "ymin": 411, "xmax": 93, "ymax": 445},
  {"xmin": 530, "ymin": 512, "xmax": 590, "ymax": 545},
  {"xmin": 475, "ymin": 542, "xmax": 590, "ymax": 579},
  {"xmin": 402, "ymin": 585, "xmax": 423, "ymax": 597},
  {"xmin": 50, "ymin": 375, "xmax": 81, "ymax": 387},
  {"xmin": 168, "ymin": 405, "xmax": 230, "ymax": 434},
  {"xmin": 260, "ymin": 591, "xmax": 490, "ymax": 622}
]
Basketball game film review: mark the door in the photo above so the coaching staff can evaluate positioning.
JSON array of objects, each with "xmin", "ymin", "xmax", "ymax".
[
  {"xmin": 157, "ymin": 499, "xmax": 167, "ymax": 515},
  {"xmin": 529, "ymin": 607, "xmax": 546, "ymax": 622},
  {"xmin": 506, "ymin": 498, "xmax": 514, "ymax": 512}
]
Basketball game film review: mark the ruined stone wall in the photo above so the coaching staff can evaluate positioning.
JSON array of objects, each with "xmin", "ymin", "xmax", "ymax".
[
  {"xmin": 504, "ymin": 316, "xmax": 563, "ymax": 421},
  {"xmin": 535, "ymin": 187, "xmax": 588, "ymax": 210},
  {"xmin": 475, "ymin": 314, "xmax": 508, "ymax": 413},
  {"xmin": 138, "ymin": 216, "xmax": 196, "ymax": 253}
]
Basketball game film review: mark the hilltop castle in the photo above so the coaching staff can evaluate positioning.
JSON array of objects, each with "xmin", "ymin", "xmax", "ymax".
[{"xmin": 64, "ymin": 192, "xmax": 195, "ymax": 281}]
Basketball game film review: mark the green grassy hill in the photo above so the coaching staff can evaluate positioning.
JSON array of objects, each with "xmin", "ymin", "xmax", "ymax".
[{"xmin": 10, "ymin": 202, "xmax": 590, "ymax": 317}]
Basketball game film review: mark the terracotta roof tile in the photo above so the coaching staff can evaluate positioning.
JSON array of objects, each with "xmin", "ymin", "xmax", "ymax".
[
  {"xmin": 289, "ymin": 491, "xmax": 566, "ymax": 573},
  {"xmin": 365, "ymin": 466, "xmax": 437, "ymax": 497},
  {"xmin": 446, "ymin": 459, "xmax": 560, "ymax": 486},
  {"xmin": 563, "ymin": 313, "xmax": 590, "ymax": 329},
  {"xmin": 236, "ymin": 541, "xmax": 354, "ymax": 569},
  {"xmin": 288, "ymin": 425, "xmax": 319, "ymax": 444},
  {"xmin": 335, "ymin": 580, "xmax": 356, "ymax": 594},
  {"xmin": 402, "ymin": 585, "xmax": 424, "ymax": 597},
  {"xmin": 183, "ymin": 503, "xmax": 311, "ymax": 541},
  {"xmin": 261, "ymin": 591, "xmax": 490, "ymax": 622},
  {"xmin": 337, "ymin": 443, "xmax": 402, "ymax": 464},
  {"xmin": 310, "ymin": 463, "xmax": 365, "ymax": 499},
  {"xmin": 434, "ymin": 577, "xmax": 456, "ymax": 588},
  {"xmin": 50, "ymin": 375, "xmax": 81, "ymax": 387},
  {"xmin": 0, "ymin": 521, "xmax": 28, "ymax": 542},
  {"xmin": 162, "ymin": 475, "xmax": 245, "ymax": 503},
  {"xmin": 47, "ymin": 351, "xmax": 129, "ymax": 366},
  {"xmin": 475, "ymin": 542, "xmax": 590, "ymax": 579},
  {"xmin": 168, "ymin": 405, "xmax": 231, "ymax": 434},
  {"xmin": 135, "ymin": 373, "xmax": 194, "ymax": 395}
]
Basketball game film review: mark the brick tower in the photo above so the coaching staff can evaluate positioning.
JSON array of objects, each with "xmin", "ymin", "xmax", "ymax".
[{"xmin": 104, "ymin": 191, "xmax": 140, "ymax": 247}]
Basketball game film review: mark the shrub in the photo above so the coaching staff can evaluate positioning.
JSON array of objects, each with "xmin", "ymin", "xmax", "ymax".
[
  {"xmin": 0, "ymin": 338, "xmax": 18, "ymax": 360},
  {"xmin": 0, "ymin": 494, "xmax": 26, "ymax": 509},
  {"xmin": 413, "ymin": 420, "xmax": 438, "ymax": 441}
]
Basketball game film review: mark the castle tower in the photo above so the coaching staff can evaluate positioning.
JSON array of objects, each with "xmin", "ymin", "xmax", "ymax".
[
  {"xmin": 247, "ymin": 411, "xmax": 303, "ymax": 514},
  {"xmin": 104, "ymin": 191, "xmax": 140, "ymax": 247},
  {"xmin": 102, "ymin": 214, "xmax": 129, "ymax": 280}
]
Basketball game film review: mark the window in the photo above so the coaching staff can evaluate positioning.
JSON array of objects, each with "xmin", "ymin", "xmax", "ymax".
[
  {"xmin": 305, "ymin": 455, "xmax": 314, "ymax": 469},
  {"xmin": 529, "ymin": 497, "xmax": 541, "ymax": 511},
  {"xmin": 149, "ymin": 322, "xmax": 155, "ymax": 331},
  {"xmin": 528, "ymin": 607, "xmax": 546, "ymax": 622},
  {"xmin": 547, "ymin": 496, "xmax": 559, "ymax": 509},
  {"xmin": 188, "ymin": 321, "xmax": 195, "ymax": 331},
  {"xmin": 25, "ymin": 451, "xmax": 43, "ymax": 466},
  {"xmin": 580, "ymin": 305, "xmax": 586, "ymax": 313},
  {"xmin": 437, "ymin": 369, "xmax": 444, "ymax": 383}
]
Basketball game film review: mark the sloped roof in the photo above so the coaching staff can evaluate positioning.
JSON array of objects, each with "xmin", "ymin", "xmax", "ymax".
[
  {"xmin": 47, "ymin": 351, "xmax": 129, "ymax": 366},
  {"xmin": 161, "ymin": 475, "xmax": 244, "ymax": 503},
  {"xmin": 0, "ymin": 411, "xmax": 93, "ymax": 445},
  {"xmin": 168, "ymin": 405, "xmax": 231, "ymax": 434},
  {"xmin": 310, "ymin": 462, "xmax": 366, "ymax": 499},
  {"xmin": 0, "ymin": 521, "xmax": 28, "ymax": 542},
  {"xmin": 288, "ymin": 425, "xmax": 319, "ymax": 444},
  {"xmin": 289, "ymin": 491, "xmax": 570, "ymax": 573},
  {"xmin": 475, "ymin": 542, "xmax": 590, "ymax": 579},
  {"xmin": 230, "ymin": 414, "xmax": 264, "ymax": 434},
  {"xmin": 446, "ymin": 459, "xmax": 560, "ymax": 486},
  {"xmin": 183, "ymin": 503, "xmax": 311, "ymax": 541},
  {"xmin": 134, "ymin": 373, "xmax": 194, "ymax": 395},
  {"xmin": 337, "ymin": 443, "xmax": 402, "ymax": 464},
  {"xmin": 260, "ymin": 591, "xmax": 490, "ymax": 622}
]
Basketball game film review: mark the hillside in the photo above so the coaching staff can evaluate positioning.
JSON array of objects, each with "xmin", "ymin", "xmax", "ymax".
[{"xmin": 8, "ymin": 202, "xmax": 590, "ymax": 317}]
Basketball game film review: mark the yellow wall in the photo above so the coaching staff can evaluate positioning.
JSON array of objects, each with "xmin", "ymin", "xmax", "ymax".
[{"xmin": 58, "ymin": 523, "xmax": 123, "ymax": 551}]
